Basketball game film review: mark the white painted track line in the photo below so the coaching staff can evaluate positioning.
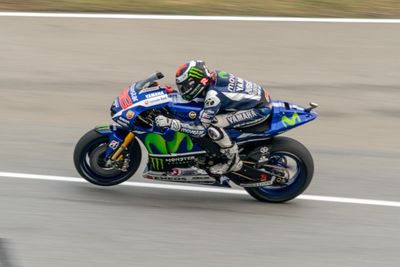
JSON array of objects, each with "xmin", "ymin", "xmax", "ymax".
[
  {"xmin": 1, "ymin": 171, "xmax": 400, "ymax": 207},
  {"xmin": 0, "ymin": 12, "xmax": 400, "ymax": 24}
]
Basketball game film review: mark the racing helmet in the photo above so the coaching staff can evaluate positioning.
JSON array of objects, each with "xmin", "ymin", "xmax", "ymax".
[{"xmin": 175, "ymin": 60, "xmax": 211, "ymax": 101}]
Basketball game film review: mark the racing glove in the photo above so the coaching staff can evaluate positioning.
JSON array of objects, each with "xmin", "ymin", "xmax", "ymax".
[{"xmin": 155, "ymin": 115, "xmax": 181, "ymax": 131}]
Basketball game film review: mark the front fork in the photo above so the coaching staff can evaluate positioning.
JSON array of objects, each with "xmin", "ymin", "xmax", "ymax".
[
  {"xmin": 110, "ymin": 132, "xmax": 135, "ymax": 160},
  {"xmin": 103, "ymin": 132, "xmax": 136, "ymax": 172},
  {"xmin": 95, "ymin": 125, "xmax": 136, "ymax": 163}
]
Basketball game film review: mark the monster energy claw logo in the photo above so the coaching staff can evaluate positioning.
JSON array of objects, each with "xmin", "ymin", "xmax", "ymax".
[
  {"xmin": 144, "ymin": 132, "xmax": 193, "ymax": 154},
  {"xmin": 150, "ymin": 157, "xmax": 164, "ymax": 170},
  {"xmin": 188, "ymin": 67, "xmax": 204, "ymax": 79},
  {"xmin": 281, "ymin": 112, "xmax": 301, "ymax": 128}
]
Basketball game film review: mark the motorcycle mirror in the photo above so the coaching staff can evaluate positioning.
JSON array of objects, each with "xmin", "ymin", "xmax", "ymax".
[
  {"xmin": 305, "ymin": 102, "xmax": 319, "ymax": 112},
  {"xmin": 156, "ymin": 72, "xmax": 164, "ymax": 79}
]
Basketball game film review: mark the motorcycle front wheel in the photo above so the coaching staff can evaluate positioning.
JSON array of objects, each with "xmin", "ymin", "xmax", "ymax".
[{"xmin": 73, "ymin": 129, "xmax": 142, "ymax": 186}]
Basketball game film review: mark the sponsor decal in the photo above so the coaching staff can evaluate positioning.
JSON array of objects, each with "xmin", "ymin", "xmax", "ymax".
[
  {"xmin": 108, "ymin": 140, "xmax": 120, "ymax": 150},
  {"xmin": 96, "ymin": 124, "xmax": 111, "ymax": 132},
  {"xmin": 148, "ymin": 95, "xmax": 168, "ymax": 104},
  {"xmin": 119, "ymin": 117, "xmax": 129, "ymax": 124},
  {"xmin": 281, "ymin": 112, "xmax": 301, "ymax": 128},
  {"xmin": 144, "ymin": 132, "xmax": 194, "ymax": 154},
  {"xmin": 140, "ymin": 95, "xmax": 169, "ymax": 107},
  {"xmin": 227, "ymin": 74, "xmax": 245, "ymax": 92},
  {"xmin": 145, "ymin": 91, "xmax": 165, "ymax": 99},
  {"xmin": 118, "ymin": 88, "xmax": 133, "ymax": 109},
  {"xmin": 200, "ymin": 77, "xmax": 209, "ymax": 85},
  {"xmin": 245, "ymin": 82, "xmax": 262, "ymax": 96},
  {"xmin": 139, "ymin": 86, "xmax": 161, "ymax": 94},
  {"xmin": 129, "ymin": 88, "xmax": 138, "ymax": 102},
  {"xmin": 126, "ymin": 110, "xmax": 135, "ymax": 120},
  {"xmin": 218, "ymin": 71, "xmax": 229, "ymax": 79},
  {"xmin": 165, "ymin": 156, "xmax": 196, "ymax": 163},
  {"xmin": 188, "ymin": 67, "xmax": 204, "ymax": 79},
  {"xmin": 117, "ymin": 119, "xmax": 129, "ymax": 127},
  {"xmin": 240, "ymin": 181, "xmax": 274, "ymax": 187},
  {"xmin": 150, "ymin": 157, "xmax": 164, "ymax": 171},
  {"xmin": 113, "ymin": 99, "xmax": 120, "ymax": 108},
  {"xmin": 155, "ymin": 176, "xmax": 187, "ymax": 182},
  {"xmin": 226, "ymin": 110, "xmax": 257, "ymax": 124},
  {"xmin": 259, "ymin": 173, "xmax": 268, "ymax": 181},
  {"xmin": 180, "ymin": 128, "xmax": 205, "ymax": 137},
  {"xmin": 188, "ymin": 111, "xmax": 197, "ymax": 119}
]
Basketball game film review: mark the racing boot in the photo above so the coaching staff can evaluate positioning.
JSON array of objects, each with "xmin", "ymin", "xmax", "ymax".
[{"xmin": 209, "ymin": 143, "xmax": 243, "ymax": 175}]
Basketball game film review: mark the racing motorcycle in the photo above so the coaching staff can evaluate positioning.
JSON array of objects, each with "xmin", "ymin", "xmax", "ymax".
[{"xmin": 74, "ymin": 72, "xmax": 318, "ymax": 202}]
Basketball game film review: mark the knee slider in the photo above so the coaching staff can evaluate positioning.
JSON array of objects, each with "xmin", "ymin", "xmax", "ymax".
[{"xmin": 207, "ymin": 126, "xmax": 224, "ymax": 141}]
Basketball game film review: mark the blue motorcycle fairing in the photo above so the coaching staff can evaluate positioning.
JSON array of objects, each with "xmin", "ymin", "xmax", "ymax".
[
  {"xmin": 230, "ymin": 100, "xmax": 318, "ymax": 143},
  {"xmin": 111, "ymin": 85, "xmax": 171, "ymax": 129},
  {"xmin": 268, "ymin": 100, "xmax": 318, "ymax": 133},
  {"xmin": 106, "ymin": 84, "xmax": 318, "ymax": 155}
]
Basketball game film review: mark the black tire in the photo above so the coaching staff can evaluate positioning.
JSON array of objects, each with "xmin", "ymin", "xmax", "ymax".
[
  {"xmin": 245, "ymin": 136, "xmax": 314, "ymax": 203},
  {"xmin": 73, "ymin": 129, "xmax": 142, "ymax": 186}
]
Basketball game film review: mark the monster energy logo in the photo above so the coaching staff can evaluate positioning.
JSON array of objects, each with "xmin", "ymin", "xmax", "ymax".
[
  {"xmin": 281, "ymin": 112, "xmax": 301, "ymax": 128},
  {"xmin": 150, "ymin": 157, "xmax": 164, "ymax": 170},
  {"xmin": 144, "ymin": 132, "xmax": 193, "ymax": 154},
  {"xmin": 188, "ymin": 67, "xmax": 204, "ymax": 79}
]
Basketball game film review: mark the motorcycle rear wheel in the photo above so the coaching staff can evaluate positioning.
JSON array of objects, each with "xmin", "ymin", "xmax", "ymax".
[{"xmin": 245, "ymin": 137, "xmax": 314, "ymax": 203}]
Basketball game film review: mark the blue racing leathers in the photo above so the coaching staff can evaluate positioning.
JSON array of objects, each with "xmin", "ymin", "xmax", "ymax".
[
  {"xmin": 177, "ymin": 70, "xmax": 271, "ymax": 138},
  {"xmin": 160, "ymin": 70, "xmax": 271, "ymax": 174},
  {"xmin": 199, "ymin": 70, "xmax": 271, "ymax": 129}
]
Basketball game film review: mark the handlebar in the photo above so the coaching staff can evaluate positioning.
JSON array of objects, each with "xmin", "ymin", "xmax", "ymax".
[{"xmin": 135, "ymin": 72, "xmax": 164, "ymax": 90}]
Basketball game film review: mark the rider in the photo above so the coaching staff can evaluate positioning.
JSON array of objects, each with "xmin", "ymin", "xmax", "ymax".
[{"xmin": 155, "ymin": 60, "xmax": 272, "ymax": 175}]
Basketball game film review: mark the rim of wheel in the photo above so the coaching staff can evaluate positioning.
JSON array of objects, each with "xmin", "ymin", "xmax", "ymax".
[
  {"xmin": 80, "ymin": 139, "xmax": 129, "ymax": 182},
  {"xmin": 87, "ymin": 144, "xmax": 122, "ymax": 177},
  {"xmin": 258, "ymin": 151, "xmax": 303, "ymax": 195}
]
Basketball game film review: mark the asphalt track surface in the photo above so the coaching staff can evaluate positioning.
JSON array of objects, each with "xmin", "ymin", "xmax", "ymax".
[{"xmin": 0, "ymin": 16, "xmax": 399, "ymax": 266}]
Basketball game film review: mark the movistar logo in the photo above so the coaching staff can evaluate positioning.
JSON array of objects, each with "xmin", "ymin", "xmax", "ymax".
[
  {"xmin": 218, "ymin": 71, "xmax": 229, "ymax": 79},
  {"xmin": 282, "ymin": 112, "xmax": 301, "ymax": 128},
  {"xmin": 150, "ymin": 157, "xmax": 164, "ymax": 171},
  {"xmin": 188, "ymin": 67, "xmax": 204, "ymax": 79},
  {"xmin": 144, "ymin": 132, "xmax": 194, "ymax": 154}
]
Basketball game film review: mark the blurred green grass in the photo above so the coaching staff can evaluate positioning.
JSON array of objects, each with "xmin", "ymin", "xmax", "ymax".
[{"xmin": 1, "ymin": 0, "xmax": 400, "ymax": 17}]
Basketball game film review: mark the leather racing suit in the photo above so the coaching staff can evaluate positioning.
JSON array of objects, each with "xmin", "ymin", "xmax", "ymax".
[{"xmin": 158, "ymin": 70, "xmax": 271, "ymax": 174}]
